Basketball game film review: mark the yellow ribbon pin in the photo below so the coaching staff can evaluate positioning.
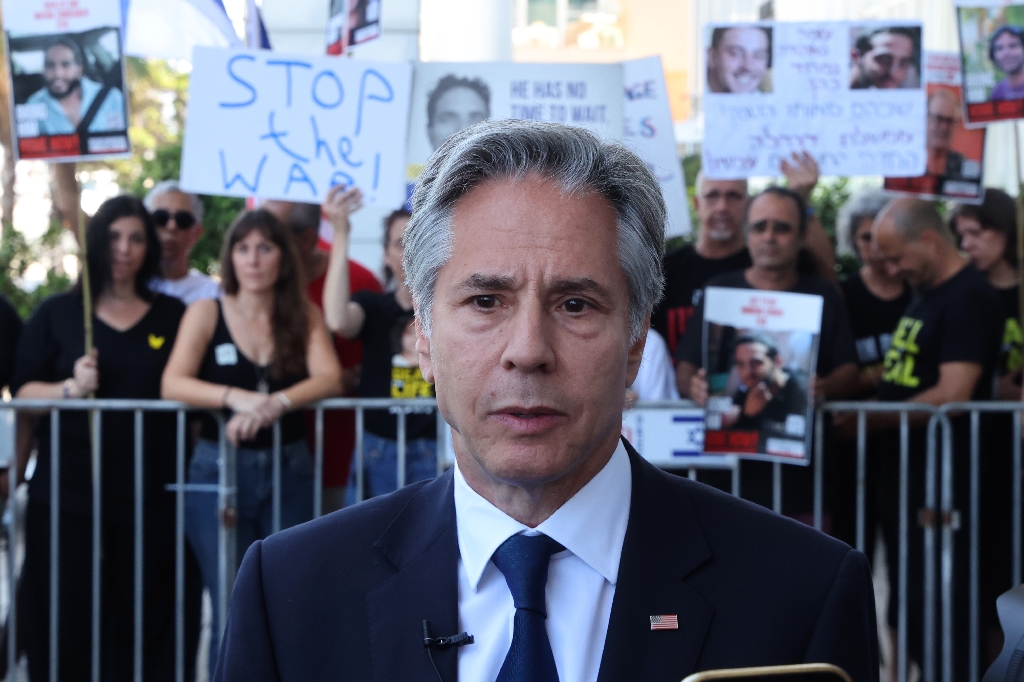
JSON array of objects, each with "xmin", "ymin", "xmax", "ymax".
[{"xmin": 148, "ymin": 334, "xmax": 166, "ymax": 350}]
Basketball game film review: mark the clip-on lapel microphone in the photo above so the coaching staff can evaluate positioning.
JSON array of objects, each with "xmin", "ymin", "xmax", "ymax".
[{"xmin": 423, "ymin": 620, "xmax": 474, "ymax": 682}]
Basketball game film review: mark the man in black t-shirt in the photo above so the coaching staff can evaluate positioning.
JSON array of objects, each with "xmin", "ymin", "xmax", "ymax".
[
  {"xmin": 871, "ymin": 198, "xmax": 1002, "ymax": 681},
  {"xmin": 653, "ymin": 154, "xmax": 837, "ymax": 361},
  {"xmin": 680, "ymin": 186, "xmax": 859, "ymax": 513}
]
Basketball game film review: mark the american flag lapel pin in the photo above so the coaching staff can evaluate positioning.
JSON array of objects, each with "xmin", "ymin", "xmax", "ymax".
[{"xmin": 650, "ymin": 615, "xmax": 678, "ymax": 631}]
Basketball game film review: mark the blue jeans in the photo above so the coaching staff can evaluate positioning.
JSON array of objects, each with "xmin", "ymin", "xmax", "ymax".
[
  {"xmin": 344, "ymin": 432, "xmax": 437, "ymax": 505},
  {"xmin": 185, "ymin": 438, "xmax": 314, "ymax": 679}
]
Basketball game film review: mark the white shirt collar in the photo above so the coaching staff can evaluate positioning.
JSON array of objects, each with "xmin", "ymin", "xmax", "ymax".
[{"xmin": 454, "ymin": 440, "xmax": 632, "ymax": 592}]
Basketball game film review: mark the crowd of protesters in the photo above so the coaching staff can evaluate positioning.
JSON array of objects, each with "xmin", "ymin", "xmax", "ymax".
[{"xmin": 0, "ymin": 153, "xmax": 1024, "ymax": 678}]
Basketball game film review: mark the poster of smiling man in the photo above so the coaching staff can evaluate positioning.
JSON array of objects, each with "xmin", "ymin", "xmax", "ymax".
[
  {"xmin": 701, "ymin": 287, "xmax": 823, "ymax": 464},
  {"xmin": 3, "ymin": 0, "xmax": 131, "ymax": 162},
  {"xmin": 957, "ymin": 1, "xmax": 1024, "ymax": 125}
]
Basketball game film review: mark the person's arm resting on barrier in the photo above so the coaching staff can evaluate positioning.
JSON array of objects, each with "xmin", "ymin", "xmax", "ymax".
[
  {"xmin": 321, "ymin": 185, "xmax": 367, "ymax": 339},
  {"xmin": 866, "ymin": 361, "xmax": 982, "ymax": 430}
]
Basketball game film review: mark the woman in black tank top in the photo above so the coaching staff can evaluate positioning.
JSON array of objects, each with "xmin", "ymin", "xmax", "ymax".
[{"xmin": 162, "ymin": 209, "xmax": 341, "ymax": 676}]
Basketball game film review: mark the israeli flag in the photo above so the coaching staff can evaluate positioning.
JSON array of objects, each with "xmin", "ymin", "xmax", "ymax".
[{"xmin": 123, "ymin": 0, "xmax": 270, "ymax": 62}]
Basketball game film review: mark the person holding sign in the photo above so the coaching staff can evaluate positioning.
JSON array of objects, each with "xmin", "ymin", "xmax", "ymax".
[
  {"xmin": 27, "ymin": 37, "xmax": 126, "ymax": 135},
  {"xmin": 706, "ymin": 26, "xmax": 772, "ymax": 94},
  {"xmin": 849, "ymin": 26, "xmax": 920, "ymax": 90},
  {"xmin": 679, "ymin": 186, "xmax": 858, "ymax": 517},
  {"xmin": 721, "ymin": 333, "xmax": 807, "ymax": 434},
  {"xmin": 321, "ymin": 189, "xmax": 438, "ymax": 502},
  {"xmin": 869, "ymin": 198, "xmax": 1002, "ymax": 682}
]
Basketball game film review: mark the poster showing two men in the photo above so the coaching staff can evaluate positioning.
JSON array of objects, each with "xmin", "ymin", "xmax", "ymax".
[
  {"xmin": 702, "ymin": 287, "xmax": 823, "ymax": 464},
  {"xmin": 3, "ymin": 0, "xmax": 131, "ymax": 162}
]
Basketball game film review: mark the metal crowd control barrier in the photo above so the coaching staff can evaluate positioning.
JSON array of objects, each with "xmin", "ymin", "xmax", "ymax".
[{"xmin": 0, "ymin": 397, "xmax": 1020, "ymax": 682}]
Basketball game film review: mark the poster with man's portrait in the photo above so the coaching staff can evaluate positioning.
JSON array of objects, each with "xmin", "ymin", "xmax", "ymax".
[
  {"xmin": 885, "ymin": 52, "xmax": 986, "ymax": 201},
  {"xmin": 956, "ymin": 1, "xmax": 1024, "ymax": 125},
  {"xmin": 3, "ymin": 0, "xmax": 131, "ymax": 162},
  {"xmin": 706, "ymin": 24, "xmax": 773, "ymax": 95},
  {"xmin": 326, "ymin": 0, "xmax": 381, "ymax": 55},
  {"xmin": 701, "ymin": 287, "xmax": 823, "ymax": 465}
]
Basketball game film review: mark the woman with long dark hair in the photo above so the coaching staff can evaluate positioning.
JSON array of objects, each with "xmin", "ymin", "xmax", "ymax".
[
  {"xmin": 12, "ymin": 195, "xmax": 185, "ymax": 681},
  {"xmin": 161, "ymin": 208, "xmax": 341, "ymax": 676}
]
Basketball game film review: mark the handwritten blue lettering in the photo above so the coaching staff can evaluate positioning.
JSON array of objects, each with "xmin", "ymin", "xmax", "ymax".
[
  {"xmin": 310, "ymin": 117, "xmax": 336, "ymax": 166},
  {"xmin": 355, "ymin": 69, "xmax": 393, "ymax": 136},
  {"xmin": 312, "ymin": 70, "xmax": 344, "ymax": 109},
  {"xmin": 219, "ymin": 150, "xmax": 266, "ymax": 192},
  {"xmin": 330, "ymin": 171, "xmax": 355, "ymax": 188},
  {"xmin": 284, "ymin": 163, "xmax": 317, "ymax": 196},
  {"xmin": 259, "ymin": 111, "xmax": 309, "ymax": 163},
  {"xmin": 221, "ymin": 55, "xmax": 258, "ymax": 108},
  {"xmin": 266, "ymin": 59, "xmax": 313, "ymax": 107},
  {"xmin": 337, "ymin": 136, "xmax": 363, "ymax": 168}
]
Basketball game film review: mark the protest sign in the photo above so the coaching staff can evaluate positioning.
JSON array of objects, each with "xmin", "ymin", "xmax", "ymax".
[
  {"xmin": 701, "ymin": 287, "xmax": 823, "ymax": 465},
  {"xmin": 3, "ymin": 0, "xmax": 131, "ymax": 162},
  {"xmin": 623, "ymin": 56, "xmax": 691, "ymax": 237},
  {"xmin": 406, "ymin": 61, "xmax": 624, "ymax": 181},
  {"xmin": 180, "ymin": 47, "xmax": 412, "ymax": 206},
  {"xmin": 885, "ymin": 52, "xmax": 986, "ymax": 201},
  {"xmin": 956, "ymin": 1, "xmax": 1024, "ymax": 125},
  {"xmin": 326, "ymin": 0, "xmax": 381, "ymax": 54},
  {"xmin": 702, "ymin": 21, "xmax": 926, "ymax": 179}
]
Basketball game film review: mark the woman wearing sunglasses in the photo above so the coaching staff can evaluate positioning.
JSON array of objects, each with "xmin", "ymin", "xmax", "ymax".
[
  {"xmin": 161, "ymin": 208, "xmax": 342, "ymax": 678},
  {"xmin": 144, "ymin": 180, "xmax": 221, "ymax": 305}
]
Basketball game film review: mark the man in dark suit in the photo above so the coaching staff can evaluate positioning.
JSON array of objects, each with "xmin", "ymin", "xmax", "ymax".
[{"xmin": 215, "ymin": 119, "xmax": 879, "ymax": 682}]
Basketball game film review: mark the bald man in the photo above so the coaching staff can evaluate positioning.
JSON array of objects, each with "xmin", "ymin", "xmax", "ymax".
[
  {"xmin": 871, "ymin": 198, "xmax": 1001, "ymax": 680},
  {"xmin": 925, "ymin": 89, "xmax": 978, "ymax": 181}
]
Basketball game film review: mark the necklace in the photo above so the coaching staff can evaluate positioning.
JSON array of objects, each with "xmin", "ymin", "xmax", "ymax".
[{"xmin": 254, "ymin": 364, "xmax": 271, "ymax": 394}]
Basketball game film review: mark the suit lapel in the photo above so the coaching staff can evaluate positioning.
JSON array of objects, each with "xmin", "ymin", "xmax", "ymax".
[
  {"xmin": 596, "ymin": 441, "xmax": 715, "ymax": 682},
  {"xmin": 366, "ymin": 471, "xmax": 461, "ymax": 682}
]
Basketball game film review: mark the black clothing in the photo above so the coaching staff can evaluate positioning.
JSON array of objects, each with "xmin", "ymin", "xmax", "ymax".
[
  {"xmin": 352, "ymin": 290, "xmax": 435, "ymax": 441},
  {"xmin": 196, "ymin": 300, "xmax": 306, "ymax": 448},
  {"xmin": 216, "ymin": 440, "xmax": 880, "ymax": 682},
  {"xmin": 0, "ymin": 294, "xmax": 21, "ymax": 390},
  {"xmin": 730, "ymin": 372, "xmax": 808, "ymax": 436},
  {"xmin": 995, "ymin": 285, "xmax": 1022, "ymax": 380},
  {"xmin": 840, "ymin": 272, "xmax": 911, "ymax": 376},
  {"xmin": 679, "ymin": 271, "xmax": 857, "ymax": 515},
  {"xmin": 652, "ymin": 245, "xmax": 752, "ymax": 357},
  {"xmin": 876, "ymin": 265, "xmax": 1002, "ymax": 680},
  {"xmin": 10, "ymin": 292, "xmax": 185, "ymax": 515}
]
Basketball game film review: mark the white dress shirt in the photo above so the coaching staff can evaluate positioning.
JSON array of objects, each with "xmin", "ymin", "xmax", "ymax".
[{"xmin": 454, "ymin": 440, "xmax": 632, "ymax": 682}]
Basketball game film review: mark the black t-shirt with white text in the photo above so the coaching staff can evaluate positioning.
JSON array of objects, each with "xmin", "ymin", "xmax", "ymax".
[
  {"xmin": 996, "ymin": 285, "xmax": 1022, "ymax": 379},
  {"xmin": 652, "ymin": 245, "xmax": 752, "ymax": 358},
  {"xmin": 878, "ymin": 265, "xmax": 1001, "ymax": 403}
]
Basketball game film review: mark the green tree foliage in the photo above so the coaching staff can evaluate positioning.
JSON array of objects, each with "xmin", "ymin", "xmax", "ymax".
[{"xmin": 0, "ymin": 219, "xmax": 72, "ymax": 319}]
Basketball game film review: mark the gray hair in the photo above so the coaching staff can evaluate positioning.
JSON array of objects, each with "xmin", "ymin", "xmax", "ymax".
[
  {"xmin": 403, "ymin": 119, "xmax": 665, "ymax": 343},
  {"xmin": 143, "ymin": 180, "xmax": 204, "ymax": 224},
  {"xmin": 835, "ymin": 189, "xmax": 892, "ymax": 258}
]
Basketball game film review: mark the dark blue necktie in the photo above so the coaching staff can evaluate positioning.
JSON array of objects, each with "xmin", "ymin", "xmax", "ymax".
[{"xmin": 491, "ymin": 533, "xmax": 564, "ymax": 682}]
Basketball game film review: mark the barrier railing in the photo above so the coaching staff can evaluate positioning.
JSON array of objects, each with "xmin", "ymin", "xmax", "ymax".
[{"xmin": 0, "ymin": 397, "xmax": 1019, "ymax": 682}]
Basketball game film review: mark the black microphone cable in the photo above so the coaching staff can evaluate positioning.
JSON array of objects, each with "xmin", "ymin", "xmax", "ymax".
[{"xmin": 423, "ymin": 620, "xmax": 474, "ymax": 682}]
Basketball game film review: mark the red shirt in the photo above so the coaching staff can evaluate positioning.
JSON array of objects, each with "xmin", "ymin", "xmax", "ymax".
[{"xmin": 305, "ymin": 257, "xmax": 382, "ymax": 487}]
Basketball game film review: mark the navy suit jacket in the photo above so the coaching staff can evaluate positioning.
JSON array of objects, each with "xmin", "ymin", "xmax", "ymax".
[{"xmin": 215, "ymin": 440, "xmax": 878, "ymax": 682}]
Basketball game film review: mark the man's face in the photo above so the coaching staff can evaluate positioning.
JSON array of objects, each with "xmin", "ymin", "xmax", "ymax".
[
  {"xmin": 151, "ymin": 191, "xmax": 203, "ymax": 264},
  {"xmin": 707, "ymin": 28, "xmax": 770, "ymax": 94},
  {"xmin": 417, "ymin": 174, "xmax": 644, "ymax": 491},
  {"xmin": 427, "ymin": 86, "xmax": 489, "ymax": 151},
  {"xmin": 927, "ymin": 92, "xmax": 959, "ymax": 151},
  {"xmin": 43, "ymin": 45, "xmax": 83, "ymax": 99},
  {"xmin": 696, "ymin": 178, "xmax": 748, "ymax": 243},
  {"xmin": 994, "ymin": 31, "xmax": 1024, "ymax": 75},
  {"xmin": 854, "ymin": 32, "xmax": 915, "ymax": 89},
  {"xmin": 734, "ymin": 341, "xmax": 775, "ymax": 389},
  {"xmin": 746, "ymin": 193, "xmax": 803, "ymax": 272},
  {"xmin": 873, "ymin": 216, "xmax": 934, "ymax": 287}
]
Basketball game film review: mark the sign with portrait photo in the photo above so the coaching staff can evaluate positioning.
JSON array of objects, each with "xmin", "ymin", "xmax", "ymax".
[
  {"xmin": 180, "ymin": 47, "xmax": 412, "ymax": 206},
  {"xmin": 701, "ymin": 287, "xmax": 823, "ymax": 465},
  {"xmin": 702, "ymin": 21, "xmax": 926, "ymax": 179},
  {"xmin": 326, "ymin": 0, "xmax": 381, "ymax": 55},
  {"xmin": 3, "ymin": 0, "xmax": 131, "ymax": 162},
  {"xmin": 885, "ymin": 52, "xmax": 986, "ymax": 201},
  {"xmin": 956, "ymin": 1, "xmax": 1024, "ymax": 125},
  {"xmin": 406, "ymin": 62, "xmax": 624, "ymax": 183}
]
